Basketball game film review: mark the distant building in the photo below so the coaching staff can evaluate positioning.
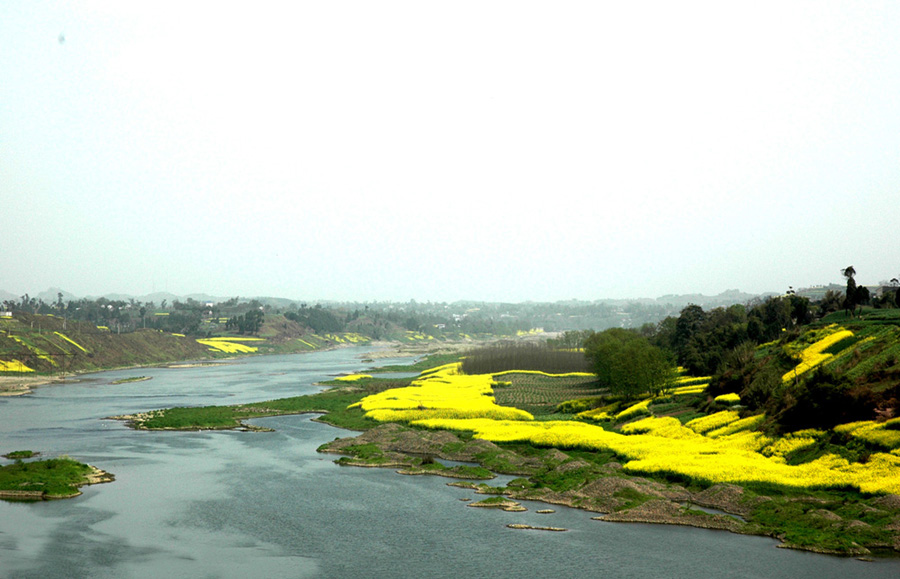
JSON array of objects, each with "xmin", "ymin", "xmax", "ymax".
[
  {"xmin": 875, "ymin": 285, "xmax": 899, "ymax": 299},
  {"xmin": 0, "ymin": 311, "xmax": 11, "ymax": 318}
]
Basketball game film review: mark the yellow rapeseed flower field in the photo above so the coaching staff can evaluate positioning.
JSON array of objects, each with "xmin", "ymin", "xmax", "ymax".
[
  {"xmin": 409, "ymin": 416, "xmax": 900, "ymax": 494},
  {"xmin": 351, "ymin": 361, "xmax": 900, "ymax": 495},
  {"xmin": 686, "ymin": 410, "xmax": 741, "ymax": 434},
  {"xmin": 353, "ymin": 364, "xmax": 533, "ymax": 422},
  {"xmin": 835, "ymin": 420, "xmax": 900, "ymax": 450}
]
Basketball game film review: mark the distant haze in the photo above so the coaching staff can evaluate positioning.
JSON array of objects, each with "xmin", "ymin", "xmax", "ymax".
[{"xmin": 2, "ymin": 2, "xmax": 899, "ymax": 302}]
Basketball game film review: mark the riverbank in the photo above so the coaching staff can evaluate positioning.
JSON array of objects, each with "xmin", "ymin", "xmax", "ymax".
[
  {"xmin": 0, "ymin": 375, "xmax": 73, "ymax": 396},
  {"xmin": 0, "ymin": 337, "xmax": 453, "ymax": 399},
  {"xmin": 319, "ymin": 422, "xmax": 900, "ymax": 558}
]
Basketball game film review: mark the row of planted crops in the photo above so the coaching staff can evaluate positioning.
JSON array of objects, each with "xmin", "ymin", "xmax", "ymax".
[{"xmin": 349, "ymin": 323, "xmax": 900, "ymax": 496}]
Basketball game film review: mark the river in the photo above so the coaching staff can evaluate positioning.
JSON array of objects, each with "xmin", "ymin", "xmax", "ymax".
[{"xmin": 1, "ymin": 348, "xmax": 899, "ymax": 578}]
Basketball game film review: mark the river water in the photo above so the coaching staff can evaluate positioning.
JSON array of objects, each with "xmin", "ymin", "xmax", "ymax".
[{"xmin": 1, "ymin": 348, "xmax": 899, "ymax": 578}]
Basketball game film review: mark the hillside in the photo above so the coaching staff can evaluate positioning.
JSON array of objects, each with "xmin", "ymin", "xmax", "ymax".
[
  {"xmin": 0, "ymin": 311, "xmax": 441, "ymax": 385},
  {"xmin": 0, "ymin": 313, "xmax": 213, "ymax": 375},
  {"xmin": 709, "ymin": 308, "xmax": 900, "ymax": 433}
]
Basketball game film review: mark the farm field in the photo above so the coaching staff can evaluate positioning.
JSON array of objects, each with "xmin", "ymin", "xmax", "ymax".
[{"xmin": 489, "ymin": 372, "xmax": 599, "ymax": 416}]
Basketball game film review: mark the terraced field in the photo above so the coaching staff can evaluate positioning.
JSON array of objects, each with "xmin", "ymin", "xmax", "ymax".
[{"xmin": 491, "ymin": 372, "xmax": 601, "ymax": 416}]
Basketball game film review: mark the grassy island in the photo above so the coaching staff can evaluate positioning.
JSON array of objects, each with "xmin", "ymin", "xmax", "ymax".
[
  {"xmin": 111, "ymin": 376, "xmax": 152, "ymax": 385},
  {"xmin": 0, "ymin": 456, "xmax": 114, "ymax": 500},
  {"xmin": 3, "ymin": 450, "xmax": 38, "ymax": 459}
]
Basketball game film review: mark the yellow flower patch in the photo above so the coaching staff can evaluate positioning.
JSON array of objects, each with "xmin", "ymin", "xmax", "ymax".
[
  {"xmin": 9, "ymin": 336, "xmax": 56, "ymax": 366},
  {"xmin": 335, "ymin": 374, "xmax": 372, "ymax": 382},
  {"xmin": 835, "ymin": 420, "xmax": 900, "ymax": 450},
  {"xmin": 54, "ymin": 332, "xmax": 88, "ymax": 353},
  {"xmin": 576, "ymin": 403, "xmax": 619, "ymax": 422},
  {"xmin": 706, "ymin": 414, "xmax": 766, "ymax": 438},
  {"xmin": 0, "ymin": 359, "xmax": 34, "ymax": 372},
  {"xmin": 782, "ymin": 328, "xmax": 854, "ymax": 383},
  {"xmin": 409, "ymin": 417, "xmax": 899, "ymax": 494},
  {"xmin": 686, "ymin": 410, "xmax": 740, "ymax": 434},
  {"xmin": 353, "ymin": 364, "xmax": 532, "ymax": 423},
  {"xmin": 671, "ymin": 383, "xmax": 708, "ymax": 396},
  {"xmin": 621, "ymin": 416, "xmax": 701, "ymax": 440},
  {"xmin": 675, "ymin": 375, "xmax": 711, "ymax": 385},
  {"xmin": 616, "ymin": 399, "xmax": 652, "ymax": 421},
  {"xmin": 761, "ymin": 430, "xmax": 823, "ymax": 462},
  {"xmin": 714, "ymin": 393, "xmax": 741, "ymax": 404},
  {"xmin": 196, "ymin": 338, "xmax": 261, "ymax": 354}
]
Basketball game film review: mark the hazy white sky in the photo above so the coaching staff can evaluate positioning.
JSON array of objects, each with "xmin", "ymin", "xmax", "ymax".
[{"xmin": 2, "ymin": 2, "xmax": 899, "ymax": 302}]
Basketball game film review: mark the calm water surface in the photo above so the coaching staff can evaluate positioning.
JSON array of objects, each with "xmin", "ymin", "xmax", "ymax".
[{"xmin": 2, "ymin": 348, "xmax": 899, "ymax": 578}]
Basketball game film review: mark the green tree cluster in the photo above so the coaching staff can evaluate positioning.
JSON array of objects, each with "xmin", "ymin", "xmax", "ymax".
[
  {"xmin": 226, "ymin": 309, "xmax": 264, "ymax": 334},
  {"xmin": 583, "ymin": 328, "xmax": 674, "ymax": 399},
  {"xmin": 646, "ymin": 295, "xmax": 811, "ymax": 376},
  {"xmin": 285, "ymin": 305, "xmax": 344, "ymax": 333}
]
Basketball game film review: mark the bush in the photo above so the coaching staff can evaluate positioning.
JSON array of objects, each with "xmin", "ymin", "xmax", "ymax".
[
  {"xmin": 776, "ymin": 368, "xmax": 875, "ymax": 432},
  {"xmin": 555, "ymin": 398, "xmax": 602, "ymax": 414}
]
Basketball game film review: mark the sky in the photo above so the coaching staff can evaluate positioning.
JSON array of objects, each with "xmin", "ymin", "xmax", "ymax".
[{"xmin": 2, "ymin": 2, "xmax": 899, "ymax": 303}]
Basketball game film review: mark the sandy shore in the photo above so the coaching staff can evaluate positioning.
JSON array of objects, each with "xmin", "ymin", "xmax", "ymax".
[{"xmin": 0, "ymin": 375, "xmax": 74, "ymax": 397}]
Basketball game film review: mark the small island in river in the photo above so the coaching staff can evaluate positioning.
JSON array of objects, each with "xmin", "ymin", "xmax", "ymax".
[{"xmin": 0, "ymin": 454, "xmax": 114, "ymax": 501}]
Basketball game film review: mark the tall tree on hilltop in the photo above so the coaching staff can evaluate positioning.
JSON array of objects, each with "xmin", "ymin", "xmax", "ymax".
[{"xmin": 842, "ymin": 265, "xmax": 858, "ymax": 317}]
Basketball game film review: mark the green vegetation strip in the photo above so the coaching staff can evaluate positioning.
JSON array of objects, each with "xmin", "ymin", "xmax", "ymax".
[
  {"xmin": 111, "ymin": 376, "xmax": 151, "ymax": 385},
  {"xmin": 126, "ymin": 389, "xmax": 378, "ymax": 431},
  {"xmin": 0, "ymin": 456, "xmax": 112, "ymax": 500}
]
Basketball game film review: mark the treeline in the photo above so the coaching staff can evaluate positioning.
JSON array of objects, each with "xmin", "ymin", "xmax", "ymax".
[
  {"xmin": 645, "ymin": 293, "xmax": 812, "ymax": 377},
  {"xmin": 460, "ymin": 342, "xmax": 591, "ymax": 375},
  {"xmin": 546, "ymin": 294, "xmax": 815, "ymax": 385},
  {"xmin": 555, "ymin": 269, "xmax": 900, "ymax": 432},
  {"xmin": 1, "ymin": 294, "xmax": 211, "ymax": 335},
  {"xmin": 225, "ymin": 309, "xmax": 264, "ymax": 334}
]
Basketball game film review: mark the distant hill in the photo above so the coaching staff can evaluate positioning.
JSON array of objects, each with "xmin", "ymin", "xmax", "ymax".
[
  {"xmin": 654, "ymin": 289, "xmax": 767, "ymax": 308},
  {"xmin": 2, "ymin": 287, "xmax": 774, "ymax": 311},
  {"xmin": 35, "ymin": 287, "xmax": 78, "ymax": 303}
]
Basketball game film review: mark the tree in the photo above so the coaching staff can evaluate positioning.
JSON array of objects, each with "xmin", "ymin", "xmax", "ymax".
[
  {"xmin": 583, "ymin": 328, "xmax": 675, "ymax": 399},
  {"xmin": 855, "ymin": 285, "xmax": 870, "ymax": 308},
  {"xmin": 842, "ymin": 266, "xmax": 858, "ymax": 317},
  {"xmin": 818, "ymin": 290, "xmax": 844, "ymax": 316}
]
